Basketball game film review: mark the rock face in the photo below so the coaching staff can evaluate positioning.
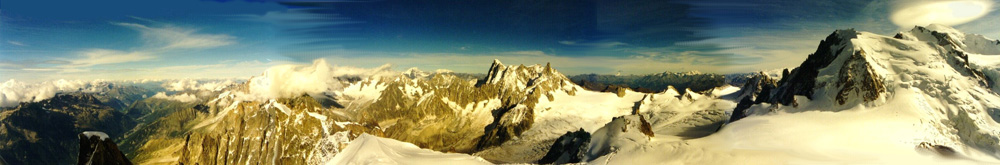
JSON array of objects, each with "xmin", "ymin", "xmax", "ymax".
[
  {"xmin": 78, "ymin": 131, "xmax": 132, "ymax": 165},
  {"xmin": 833, "ymin": 49, "xmax": 885, "ymax": 105},
  {"xmin": 728, "ymin": 72, "xmax": 778, "ymax": 122},
  {"xmin": 728, "ymin": 29, "xmax": 888, "ymax": 122},
  {"xmin": 537, "ymin": 128, "xmax": 591, "ymax": 164},
  {"xmin": 176, "ymin": 94, "xmax": 342, "ymax": 165},
  {"xmin": 474, "ymin": 60, "xmax": 578, "ymax": 150},
  {"xmin": 770, "ymin": 29, "xmax": 858, "ymax": 106},
  {"xmin": 0, "ymin": 93, "xmax": 135, "ymax": 164}
]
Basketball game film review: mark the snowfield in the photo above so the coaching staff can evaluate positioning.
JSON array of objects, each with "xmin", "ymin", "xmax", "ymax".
[{"xmin": 328, "ymin": 134, "xmax": 492, "ymax": 165}]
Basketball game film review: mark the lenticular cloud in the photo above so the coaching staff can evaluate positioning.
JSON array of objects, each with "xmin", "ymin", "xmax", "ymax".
[{"xmin": 890, "ymin": 0, "xmax": 993, "ymax": 28}]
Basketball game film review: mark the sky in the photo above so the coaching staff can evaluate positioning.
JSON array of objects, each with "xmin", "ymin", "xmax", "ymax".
[{"xmin": 1, "ymin": 0, "xmax": 999, "ymax": 82}]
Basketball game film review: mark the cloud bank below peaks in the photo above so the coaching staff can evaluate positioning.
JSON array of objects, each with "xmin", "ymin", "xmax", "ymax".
[
  {"xmin": 162, "ymin": 79, "xmax": 238, "ymax": 92},
  {"xmin": 244, "ymin": 59, "xmax": 395, "ymax": 100},
  {"xmin": 151, "ymin": 92, "xmax": 199, "ymax": 103},
  {"xmin": 0, "ymin": 79, "xmax": 110, "ymax": 107}
]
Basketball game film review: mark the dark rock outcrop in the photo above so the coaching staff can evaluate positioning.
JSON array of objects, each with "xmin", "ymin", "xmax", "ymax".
[
  {"xmin": 78, "ymin": 132, "xmax": 132, "ymax": 165},
  {"xmin": 728, "ymin": 72, "xmax": 778, "ymax": 122},
  {"xmin": 476, "ymin": 104, "xmax": 534, "ymax": 150},
  {"xmin": 916, "ymin": 142, "xmax": 959, "ymax": 158},
  {"xmin": 537, "ymin": 128, "xmax": 591, "ymax": 164}
]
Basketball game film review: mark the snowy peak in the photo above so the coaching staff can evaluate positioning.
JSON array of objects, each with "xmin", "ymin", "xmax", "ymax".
[
  {"xmin": 897, "ymin": 24, "xmax": 1000, "ymax": 55},
  {"xmin": 775, "ymin": 25, "xmax": 992, "ymax": 106},
  {"xmin": 732, "ymin": 25, "xmax": 998, "ymax": 122},
  {"xmin": 764, "ymin": 29, "xmax": 860, "ymax": 106},
  {"xmin": 402, "ymin": 67, "xmax": 430, "ymax": 79},
  {"xmin": 480, "ymin": 59, "xmax": 575, "ymax": 94},
  {"xmin": 483, "ymin": 59, "xmax": 566, "ymax": 85}
]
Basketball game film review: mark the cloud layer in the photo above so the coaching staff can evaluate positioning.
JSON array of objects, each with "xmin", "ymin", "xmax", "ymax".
[
  {"xmin": 0, "ymin": 79, "xmax": 108, "ymax": 107},
  {"xmin": 891, "ymin": 0, "xmax": 993, "ymax": 28},
  {"xmin": 151, "ymin": 92, "xmax": 199, "ymax": 102},
  {"xmin": 113, "ymin": 22, "xmax": 235, "ymax": 49},
  {"xmin": 162, "ymin": 79, "xmax": 237, "ymax": 92},
  {"xmin": 69, "ymin": 49, "xmax": 155, "ymax": 68},
  {"xmin": 244, "ymin": 59, "xmax": 395, "ymax": 100}
]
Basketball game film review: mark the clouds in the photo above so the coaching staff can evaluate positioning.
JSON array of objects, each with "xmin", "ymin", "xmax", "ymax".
[
  {"xmin": 890, "ymin": 0, "xmax": 994, "ymax": 28},
  {"xmin": 1, "ymin": 20, "xmax": 242, "ymax": 81},
  {"xmin": 113, "ymin": 22, "xmax": 235, "ymax": 49},
  {"xmin": 151, "ymin": 92, "xmax": 199, "ymax": 102},
  {"xmin": 161, "ymin": 79, "xmax": 237, "ymax": 91},
  {"xmin": 7, "ymin": 41, "xmax": 27, "ymax": 46},
  {"xmin": 0, "ymin": 79, "xmax": 108, "ymax": 107},
  {"xmin": 274, "ymin": 0, "xmax": 714, "ymax": 60},
  {"xmin": 244, "ymin": 59, "xmax": 396, "ymax": 100},
  {"xmin": 68, "ymin": 49, "xmax": 155, "ymax": 68}
]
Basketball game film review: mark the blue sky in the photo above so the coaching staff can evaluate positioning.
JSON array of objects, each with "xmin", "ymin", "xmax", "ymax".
[{"xmin": 2, "ymin": 0, "xmax": 999, "ymax": 82}]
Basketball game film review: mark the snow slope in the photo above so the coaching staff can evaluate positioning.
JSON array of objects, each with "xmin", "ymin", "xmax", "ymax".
[{"xmin": 328, "ymin": 134, "xmax": 491, "ymax": 165}]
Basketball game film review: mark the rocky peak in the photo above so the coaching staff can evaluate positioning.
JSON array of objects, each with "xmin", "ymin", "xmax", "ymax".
[
  {"xmin": 43, "ymin": 93, "xmax": 105, "ymax": 107},
  {"xmin": 402, "ymin": 67, "xmax": 430, "ymax": 79},
  {"xmin": 481, "ymin": 59, "xmax": 570, "ymax": 87},
  {"xmin": 726, "ymin": 29, "xmax": 864, "ymax": 119},
  {"xmin": 768, "ymin": 29, "xmax": 859, "ymax": 106},
  {"xmin": 899, "ymin": 24, "xmax": 1000, "ymax": 55},
  {"xmin": 729, "ymin": 25, "xmax": 997, "ymax": 123}
]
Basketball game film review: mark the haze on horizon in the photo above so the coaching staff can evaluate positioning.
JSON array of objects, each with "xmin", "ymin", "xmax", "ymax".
[{"xmin": 2, "ymin": 0, "xmax": 998, "ymax": 82}]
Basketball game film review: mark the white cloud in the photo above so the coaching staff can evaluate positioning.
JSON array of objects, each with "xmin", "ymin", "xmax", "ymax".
[
  {"xmin": 67, "ymin": 49, "xmax": 155, "ymax": 68},
  {"xmin": 161, "ymin": 79, "xmax": 236, "ymax": 91},
  {"xmin": 113, "ymin": 22, "xmax": 235, "ymax": 49},
  {"xmin": 244, "ymin": 59, "xmax": 395, "ymax": 100},
  {"xmin": 0, "ymin": 79, "xmax": 109, "ymax": 107},
  {"xmin": 150, "ymin": 92, "xmax": 199, "ymax": 102},
  {"xmin": 7, "ymin": 41, "xmax": 27, "ymax": 46},
  {"xmin": 891, "ymin": 0, "xmax": 994, "ymax": 28},
  {"xmin": 5, "ymin": 20, "xmax": 245, "ymax": 80}
]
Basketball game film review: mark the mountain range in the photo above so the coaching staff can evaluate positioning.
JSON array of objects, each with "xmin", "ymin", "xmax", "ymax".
[{"xmin": 1, "ymin": 24, "xmax": 999, "ymax": 164}]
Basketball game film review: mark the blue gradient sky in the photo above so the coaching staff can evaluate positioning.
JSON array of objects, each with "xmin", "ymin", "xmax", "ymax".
[{"xmin": 2, "ymin": 0, "xmax": 998, "ymax": 82}]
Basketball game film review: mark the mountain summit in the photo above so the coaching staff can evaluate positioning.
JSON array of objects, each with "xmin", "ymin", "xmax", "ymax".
[{"xmin": 723, "ymin": 24, "xmax": 1000, "ymax": 163}]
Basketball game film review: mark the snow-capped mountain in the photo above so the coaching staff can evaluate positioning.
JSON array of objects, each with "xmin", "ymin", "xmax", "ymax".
[{"xmin": 667, "ymin": 25, "xmax": 1000, "ymax": 164}]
